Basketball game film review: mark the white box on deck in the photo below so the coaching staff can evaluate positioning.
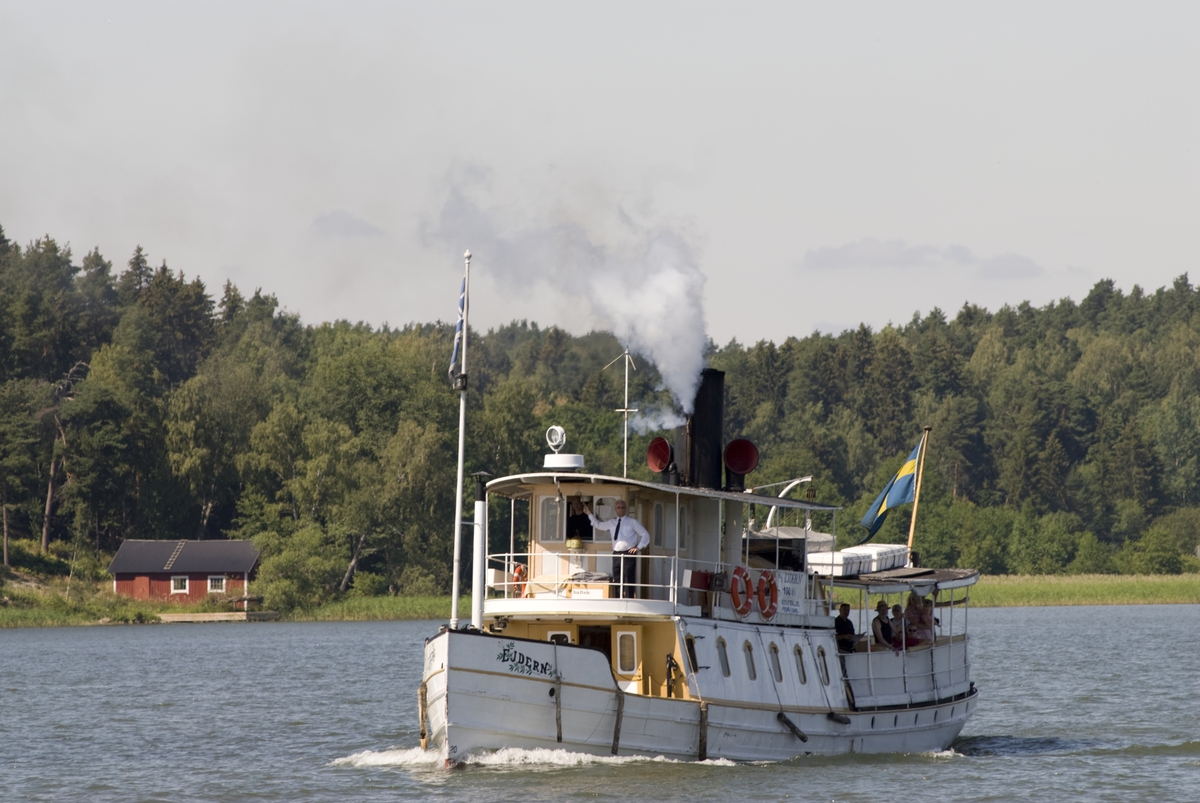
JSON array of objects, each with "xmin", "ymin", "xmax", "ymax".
[
  {"xmin": 807, "ymin": 551, "xmax": 867, "ymax": 577},
  {"xmin": 841, "ymin": 544, "xmax": 909, "ymax": 572}
]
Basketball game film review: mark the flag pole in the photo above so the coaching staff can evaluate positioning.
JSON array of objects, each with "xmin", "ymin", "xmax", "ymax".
[
  {"xmin": 906, "ymin": 426, "xmax": 932, "ymax": 552},
  {"xmin": 449, "ymin": 250, "xmax": 471, "ymax": 629}
]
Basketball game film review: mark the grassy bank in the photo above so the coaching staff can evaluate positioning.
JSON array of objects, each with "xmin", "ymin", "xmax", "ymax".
[
  {"xmin": 0, "ymin": 579, "xmax": 243, "ymax": 628},
  {"xmin": 830, "ymin": 573, "xmax": 1200, "ymax": 607},
  {"xmin": 287, "ymin": 595, "xmax": 468, "ymax": 622},
  {"xmin": 969, "ymin": 573, "xmax": 1200, "ymax": 606},
  {"xmin": 5, "ymin": 573, "xmax": 1197, "ymax": 628}
]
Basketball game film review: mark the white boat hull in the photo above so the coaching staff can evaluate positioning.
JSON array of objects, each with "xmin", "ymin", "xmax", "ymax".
[{"xmin": 421, "ymin": 628, "xmax": 977, "ymax": 763}]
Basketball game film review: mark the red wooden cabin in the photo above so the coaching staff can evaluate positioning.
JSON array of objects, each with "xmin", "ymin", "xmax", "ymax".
[{"xmin": 108, "ymin": 540, "xmax": 259, "ymax": 604}]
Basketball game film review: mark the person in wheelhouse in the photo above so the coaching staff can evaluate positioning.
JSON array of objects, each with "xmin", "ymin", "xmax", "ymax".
[{"xmin": 584, "ymin": 498, "xmax": 650, "ymax": 599}]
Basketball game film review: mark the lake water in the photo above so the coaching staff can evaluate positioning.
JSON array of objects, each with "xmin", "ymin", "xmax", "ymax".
[{"xmin": 2, "ymin": 606, "xmax": 1198, "ymax": 802}]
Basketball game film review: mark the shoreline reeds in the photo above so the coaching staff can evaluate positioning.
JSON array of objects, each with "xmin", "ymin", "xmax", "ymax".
[{"xmin": 3, "ymin": 573, "xmax": 1197, "ymax": 628}]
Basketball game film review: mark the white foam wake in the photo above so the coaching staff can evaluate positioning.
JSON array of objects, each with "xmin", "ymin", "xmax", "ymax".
[
  {"xmin": 925, "ymin": 748, "xmax": 963, "ymax": 760},
  {"xmin": 334, "ymin": 746, "xmax": 738, "ymax": 768}
]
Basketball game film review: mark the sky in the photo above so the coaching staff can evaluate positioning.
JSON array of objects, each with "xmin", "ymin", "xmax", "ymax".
[{"xmin": 2, "ymin": 1, "xmax": 1197, "ymax": 357}]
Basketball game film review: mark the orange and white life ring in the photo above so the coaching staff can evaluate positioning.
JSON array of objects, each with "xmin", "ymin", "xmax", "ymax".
[
  {"xmin": 512, "ymin": 564, "xmax": 527, "ymax": 598},
  {"xmin": 757, "ymin": 570, "xmax": 779, "ymax": 620},
  {"xmin": 729, "ymin": 565, "xmax": 753, "ymax": 617}
]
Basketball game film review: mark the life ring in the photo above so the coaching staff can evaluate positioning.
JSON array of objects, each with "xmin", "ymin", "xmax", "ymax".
[
  {"xmin": 729, "ymin": 565, "xmax": 753, "ymax": 617},
  {"xmin": 757, "ymin": 570, "xmax": 779, "ymax": 620},
  {"xmin": 512, "ymin": 564, "xmax": 527, "ymax": 598}
]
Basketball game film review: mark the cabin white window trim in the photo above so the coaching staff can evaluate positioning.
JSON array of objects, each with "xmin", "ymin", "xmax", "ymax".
[
  {"xmin": 793, "ymin": 645, "xmax": 808, "ymax": 684},
  {"xmin": 616, "ymin": 630, "xmax": 638, "ymax": 675},
  {"xmin": 653, "ymin": 502, "xmax": 664, "ymax": 547},
  {"xmin": 716, "ymin": 637, "xmax": 731, "ymax": 677},
  {"xmin": 170, "ymin": 576, "xmax": 189, "ymax": 594},
  {"xmin": 207, "ymin": 575, "xmax": 225, "ymax": 593},
  {"xmin": 538, "ymin": 496, "xmax": 564, "ymax": 542},
  {"xmin": 816, "ymin": 646, "xmax": 831, "ymax": 686},
  {"xmin": 684, "ymin": 634, "xmax": 699, "ymax": 674},
  {"xmin": 547, "ymin": 630, "xmax": 572, "ymax": 645},
  {"xmin": 768, "ymin": 642, "xmax": 783, "ymax": 683},
  {"xmin": 743, "ymin": 641, "xmax": 757, "ymax": 680}
]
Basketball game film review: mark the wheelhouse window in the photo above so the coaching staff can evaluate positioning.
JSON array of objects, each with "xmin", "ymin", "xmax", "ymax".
[
  {"xmin": 716, "ymin": 638, "xmax": 731, "ymax": 677},
  {"xmin": 816, "ymin": 646, "xmax": 830, "ymax": 686},
  {"xmin": 743, "ymin": 641, "xmax": 757, "ymax": 680},
  {"xmin": 592, "ymin": 496, "xmax": 620, "ymax": 524},
  {"xmin": 653, "ymin": 503, "xmax": 664, "ymax": 547},
  {"xmin": 171, "ymin": 576, "xmax": 188, "ymax": 594},
  {"xmin": 768, "ymin": 642, "xmax": 783, "ymax": 683},
  {"xmin": 617, "ymin": 631, "xmax": 638, "ymax": 674},
  {"xmin": 794, "ymin": 646, "xmax": 808, "ymax": 684},
  {"xmin": 679, "ymin": 506, "xmax": 689, "ymax": 550},
  {"xmin": 208, "ymin": 576, "xmax": 225, "ymax": 593},
  {"xmin": 539, "ymin": 496, "xmax": 563, "ymax": 542}
]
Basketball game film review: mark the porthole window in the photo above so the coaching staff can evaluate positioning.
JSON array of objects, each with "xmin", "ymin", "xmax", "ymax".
[
  {"xmin": 716, "ymin": 638, "xmax": 731, "ymax": 677},
  {"xmin": 816, "ymin": 646, "xmax": 830, "ymax": 686},
  {"xmin": 768, "ymin": 643, "xmax": 783, "ymax": 683},
  {"xmin": 793, "ymin": 646, "xmax": 807, "ymax": 684},
  {"xmin": 743, "ymin": 641, "xmax": 757, "ymax": 680}
]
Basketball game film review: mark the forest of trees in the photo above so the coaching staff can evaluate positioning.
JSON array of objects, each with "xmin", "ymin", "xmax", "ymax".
[{"xmin": 2, "ymin": 223, "xmax": 1197, "ymax": 609}]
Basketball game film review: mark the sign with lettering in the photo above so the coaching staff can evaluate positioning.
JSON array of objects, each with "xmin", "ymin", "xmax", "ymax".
[
  {"xmin": 496, "ymin": 642, "xmax": 556, "ymax": 677},
  {"xmin": 775, "ymin": 570, "xmax": 809, "ymax": 616}
]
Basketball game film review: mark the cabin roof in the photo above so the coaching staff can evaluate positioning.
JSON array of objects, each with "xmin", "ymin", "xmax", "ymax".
[
  {"xmin": 825, "ymin": 566, "xmax": 980, "ymax": 595},
  {"xmin": 486, "ymin": 472, "xmax": 841, "ymax": 511},
  {"xmin": 107, "ymin": 540, "xmax": 260, "ymax": 575}
]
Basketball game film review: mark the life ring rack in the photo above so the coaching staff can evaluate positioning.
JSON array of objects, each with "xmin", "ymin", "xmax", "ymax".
[
  {"xmin": 757, "ymin": 570, "xmax": 779, "ymax": 620},
  {"xmin": 729, "ymin": 565, "xmax": 754, "ymax": 617}
]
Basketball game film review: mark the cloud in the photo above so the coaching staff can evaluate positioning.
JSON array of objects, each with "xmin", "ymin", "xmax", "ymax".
[
  {"xmin": 977, "ymin": 252, "xmax": 1044, "ymax": 280},
  {"xmin": 311, "ymin": 210, "xmax": 384, "ymax": 238},
  {"xmin": 802, "ymin": 238, "xmax": 945, "ymax": 270},
  {"xmin": 800, "ymin": 238, "xmax": 1044, "ymax": 281}
]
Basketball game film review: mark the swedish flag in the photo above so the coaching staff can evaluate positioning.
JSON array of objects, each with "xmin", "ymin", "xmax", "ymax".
[{"xmin": 860, "ymin": 437, "xmax": 923, "ymax": 539}]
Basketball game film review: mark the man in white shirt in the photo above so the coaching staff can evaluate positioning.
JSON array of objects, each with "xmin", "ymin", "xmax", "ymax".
[{"xmin": 585, "ymin": 498, "xmax": 650, "ymax": 598}]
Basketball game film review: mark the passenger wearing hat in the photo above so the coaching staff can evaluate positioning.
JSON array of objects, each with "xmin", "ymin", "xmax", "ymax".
[{"xmin": 872, "ymin": 600, "xmax": 899, "ymax": 652}]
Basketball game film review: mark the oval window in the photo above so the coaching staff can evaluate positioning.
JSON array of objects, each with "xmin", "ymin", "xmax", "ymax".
[
  {"xmin": 816, "ymin": 646, "xmax": 830, "ymax": 686},
  {"xmin": 768, "ymin": 642, "xmax": 783, "ymax": 683},
  {"xmin": 794, "ymin": 646, "xmax": 807, "ymax": 684},
  {"xmin": 716, "ymin": 638, "xmax": 730, "ymax": 677},
  {"xmin": 618, "ymin": 632, "xmax": 637, "ymax": 674},
  {"xmin": 743, "ymin": 641, "xmax": 757, "ymax": 680}
]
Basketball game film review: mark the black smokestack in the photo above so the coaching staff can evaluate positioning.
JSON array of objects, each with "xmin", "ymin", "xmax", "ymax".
[{"xmin": 688, "ymin": 368, "xmax": 724, "ymax": 489}]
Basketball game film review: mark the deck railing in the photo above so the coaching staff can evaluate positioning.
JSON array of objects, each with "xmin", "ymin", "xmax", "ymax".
[
  {"xmin": 487, "ymin": 550, "xmax": 735, "ymax": 606},
  {"xmin": 839, "ymin": 634, "xmax": 972, "ymax": 708}
]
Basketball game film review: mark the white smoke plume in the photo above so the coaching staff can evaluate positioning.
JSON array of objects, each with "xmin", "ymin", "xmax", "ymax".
[
  {"xmin": 629, "ymin": 406, "xmax": 687, "ymax": 435},
  {"xmin": 427, "ymin": 178, "xmax": 709, "ymax": 413}
]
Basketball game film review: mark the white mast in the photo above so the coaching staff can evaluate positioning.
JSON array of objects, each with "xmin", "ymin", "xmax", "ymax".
[
  {"xmin": 449, "ymin": 250, "xmax": 471, "ymax": 629},
  {"xmin": 605, "ymin": 346, "xmax": 638, "ymax": 477}
]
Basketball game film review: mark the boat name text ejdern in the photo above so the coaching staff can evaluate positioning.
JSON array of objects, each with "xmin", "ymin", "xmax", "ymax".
[{"xmin": 496, "ymin": 642, "xmax": 556, "ymax": 677}]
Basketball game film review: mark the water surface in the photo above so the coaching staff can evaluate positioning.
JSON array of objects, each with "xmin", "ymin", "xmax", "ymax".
[{"xmin": 2, "ymin": 605, "xmax": 1197, "ymax": 802}]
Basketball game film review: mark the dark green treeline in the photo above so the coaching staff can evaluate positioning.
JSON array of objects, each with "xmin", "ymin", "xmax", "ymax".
[{"xmin": 1, "ymin": 224, "xmax": 1196, "ymax": 609}]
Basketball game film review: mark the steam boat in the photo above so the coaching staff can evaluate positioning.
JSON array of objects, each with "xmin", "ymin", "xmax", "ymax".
[{"xmin": 420, "ymin": 369, "xmax": 979, "ymax": 763}]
